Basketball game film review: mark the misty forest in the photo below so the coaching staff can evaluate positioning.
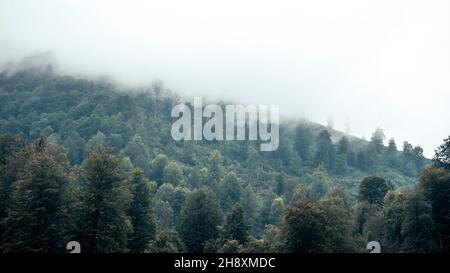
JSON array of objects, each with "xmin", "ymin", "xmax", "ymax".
[{"xmin": 0, "ymin": 64, "xmax": 449, "ymax": 253}]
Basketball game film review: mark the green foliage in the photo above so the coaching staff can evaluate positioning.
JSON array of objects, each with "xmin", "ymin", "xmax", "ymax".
[
  {"xmin": 0, "ymin": 69, "xmax": 441, "ymax": 253},
  {"xmin": 269, "ymin": 197, "xmax": 285, "ymax": 225},
  {"xmin": 1, "ymin": 138, "xmax": 76, "ymax": 252},
  {"xmin": 358, "ymin": 176, "xmax": 391, "ymax": 205},
  {"xmin": 154, "ymin": 200, "xmax": 175, "ymax": 231},
  {"xmin": 127, "ymin": 168, "xmax": 157, "ymax": 252},
  {"xmin": 177, "ymin": 188, "xmax": 223, "ymax": 252},
  {"xmin": 219, "ymin": 240, "xmax": 245, "ymax": 253},
  {"xmin": 313, "ymin": 130, "xmax": 336, "ymax": 171},
  {"xmin": 383, "ymin": 189, "xmax": 408, "ymax": 250},
  {"xmin": 371, "ymin": 127, "xmax": 386, "ymax": 154},
  {"xmin": 162, "ymin": 161, "xmax": 184, "ymax": 186},
  {"xmin": 147, "ymin": 230, "xmax": 185, "ymax": 253},
  {"xmin": 280, "ymin": 195, "xmax": 328, "ymax": 253},
  {"xmin": 319, "ymin": 187, "xmax": 358, "ymax": 252},
  {"xmin": 337, "ymin": 136, "xmax": 350, "ymax": 155},
  {"xmin": 150, "ymin": 154, "xmax": 169, "ymax": 185},
  {"xmin": 122, "ymin": 134, "xmax": 149, "ymax": 172},
  {"xmin": 223, "ymin": 204, "xmax": 251, "ymax": 244},
  {"xmin": 418, "ymin": 166, "xmax": 450, "ymax": 252},
  {"xmin": 400, "ymin": 191, "xmax": 436, "ymax": 252},
  {"xmin": 294, "ymin": 124, "xmax": 313, "ymax": 161},
  {"xmin": 79, "ymin": 146, "xmax": 132, "ymax": 252},
  {"xmin": 219, "ymin": 171, "xmax": 243, "ymax": 210},
  {"xmin": 433, "ymin": 135, "xmax": 450, "ymax": 169},
  {"xmin": 309, "ymin": 165, "xmax": 331, "ymax": 200},
  {"xmin": 155, "ymin": 183, "xmax": 190, "ymax": 218}
]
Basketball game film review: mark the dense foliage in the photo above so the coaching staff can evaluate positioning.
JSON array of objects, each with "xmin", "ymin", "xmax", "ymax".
[{"xmin": 0, "ymin": 67, "xmax": 448, "ymax": 253}]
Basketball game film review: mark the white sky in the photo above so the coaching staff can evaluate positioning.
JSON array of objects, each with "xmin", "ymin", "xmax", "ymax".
[{"xmin": 1, "ymin": 0, "xmax": 449, "ymax": 157}]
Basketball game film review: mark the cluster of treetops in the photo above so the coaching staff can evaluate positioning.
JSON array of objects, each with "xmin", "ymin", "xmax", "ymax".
[{"xmin": 0, "ymin": 67, "xmax": 448, "ymax": 252}]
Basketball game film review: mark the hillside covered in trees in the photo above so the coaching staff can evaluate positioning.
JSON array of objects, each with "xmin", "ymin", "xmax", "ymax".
[{"xmin": 1, "ymin": 65, "xmax": 449, "ymax": 253}]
